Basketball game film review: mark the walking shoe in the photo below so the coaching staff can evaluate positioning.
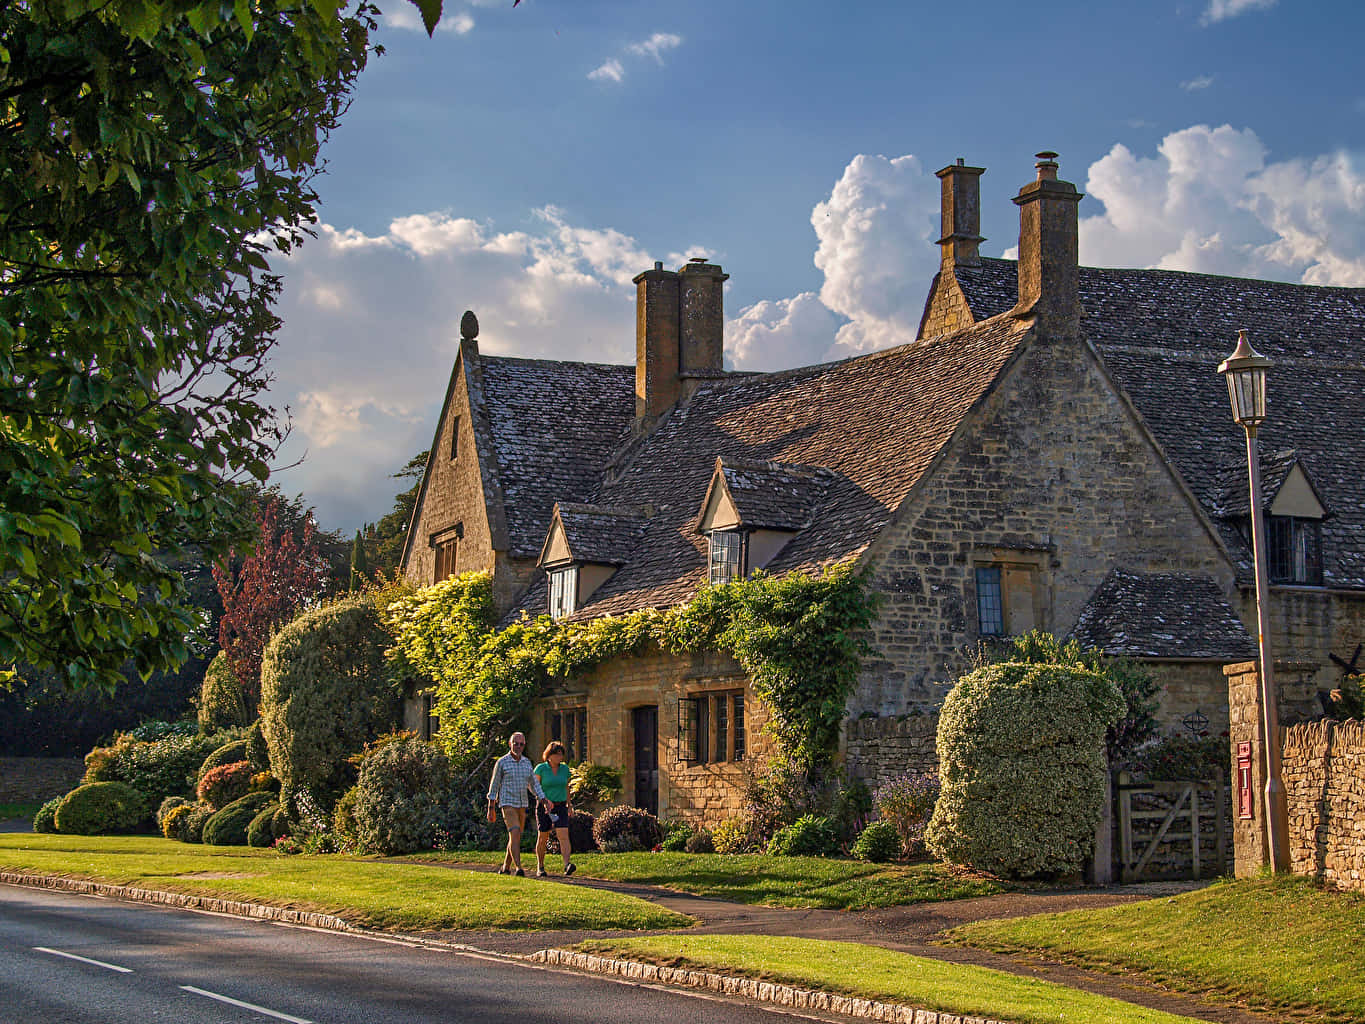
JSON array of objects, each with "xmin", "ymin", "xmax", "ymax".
[
  {"xmin": 565, "ymin": 863, "xmax": 576, "ymax": 877},
  {"xmin": 535, "ymin": 870, "xmax": 548, "ymax": 878},
  {"xmin": 514, "ymin": 868, "xmax": 525, "ymax": 877},
  {"xmin": 496, "ymin": 866, "xmax": 510, "ymax": 875}
]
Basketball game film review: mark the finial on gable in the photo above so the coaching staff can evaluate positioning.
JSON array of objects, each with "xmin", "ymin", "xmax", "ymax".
[{"xmin": 460, "ymin": 310, "xmax": 479, "ymax": 341}]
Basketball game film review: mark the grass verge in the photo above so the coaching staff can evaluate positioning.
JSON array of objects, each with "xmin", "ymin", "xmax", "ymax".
[
  {"xmin": 405, "ymin": 850, "xmax": 1003, "ymax": 909},
  {"xmin": 576, "ymin": 935, "xmax": 1201, "ymax": 1024},
  {"xmin": 0, "ymin": 834, "xmax": 690, "ymax": 933},
  {"xmin": 947, "ymin": 875, "xmax": 1365, "ymax": 1024}
]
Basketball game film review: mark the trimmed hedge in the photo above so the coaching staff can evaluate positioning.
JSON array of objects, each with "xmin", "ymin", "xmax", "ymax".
[
  {"xmin": 197, "ymin": 739, "xmax": 249, "ymax": 784},
  {"xmin": 203, "ymin": 792, "xmax": 277, "ymax": 846},
  {"xmin": 259, "ymin": 598, "xmax": 400, "ymax": 819},
  {"xmin": 32, "ymin": 796, "xmax": 61, "ymax": 834},
  {"xmin": 53, "ymin": 782, "xmax": 147, "ymax": 835},
  {"xmin": 926, "ymin": 661, "xmax": 1123, "ymax": 880},
  {"xmin": 198, "ymin": 651, "xmax": 250, "ymax": 732},
  {"xmin": 592, "ymin": 805, "xmax": 661, "ymax": 851},
  {"xmin": 247, "ymin": 802, "xmax": 283, "ymax": 847}
]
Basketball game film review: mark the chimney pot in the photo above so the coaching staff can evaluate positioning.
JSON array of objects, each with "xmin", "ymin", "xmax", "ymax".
[
  {"xmin": 1035, "ymin": 151, "xmax": 1060, "ymax": 181},
  {"xmin": 654, "ymin": 260, "xmax": 663, "ymax": 271}
]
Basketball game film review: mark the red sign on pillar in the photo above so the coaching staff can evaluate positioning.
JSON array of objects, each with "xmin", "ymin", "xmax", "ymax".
[{"xmin": 1237, "ymin": 741, "xmax": 1254, "ymax": 819}]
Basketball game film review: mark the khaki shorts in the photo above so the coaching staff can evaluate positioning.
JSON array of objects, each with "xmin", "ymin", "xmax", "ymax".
[{"xmin": 500, "ymin": 805, "xmax": 526, "ymax": 831}]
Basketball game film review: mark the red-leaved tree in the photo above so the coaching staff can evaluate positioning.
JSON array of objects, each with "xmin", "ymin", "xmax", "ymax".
[{"xmin": 212, "ymin": 494, "xmax": 330, "ymax": 713}]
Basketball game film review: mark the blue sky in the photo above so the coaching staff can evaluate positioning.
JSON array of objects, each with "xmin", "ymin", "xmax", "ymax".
[{"xmin": 266, "ymin": 0, "xmax": 1365, "ymax": 532}]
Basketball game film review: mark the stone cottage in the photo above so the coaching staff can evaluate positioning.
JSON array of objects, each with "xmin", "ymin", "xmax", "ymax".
[{"xmin": 402, "ymin": 153, "xmax": 1365, "ymax": 823}]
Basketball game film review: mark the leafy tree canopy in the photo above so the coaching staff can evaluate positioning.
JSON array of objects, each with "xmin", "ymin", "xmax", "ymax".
[{"xmin": 0, "ymin": 2, "xmax": 376, "ymax": 689}]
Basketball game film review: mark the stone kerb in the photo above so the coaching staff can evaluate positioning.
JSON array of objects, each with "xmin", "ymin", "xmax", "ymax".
[{"xmin": 530, "ymin": 948, "xmax": 1015, "ymax": 1024}]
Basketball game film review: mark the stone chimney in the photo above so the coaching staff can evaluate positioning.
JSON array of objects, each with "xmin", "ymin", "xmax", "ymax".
[
  {"xmin": 632, "ymin": 256, "xmax": 728, "ymax": 430},
  {"xmin": 936, "ymin": 158, "xmax": 985, "ymax": 269},
  {"xmin": 1011, "ymin": 151, "xmax": 1083, "ymax": 336}
]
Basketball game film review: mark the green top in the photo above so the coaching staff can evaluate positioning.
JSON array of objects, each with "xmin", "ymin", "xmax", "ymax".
[{"xmin": 534, "ymin": 761, "xmax": 571, "ymax": 803}]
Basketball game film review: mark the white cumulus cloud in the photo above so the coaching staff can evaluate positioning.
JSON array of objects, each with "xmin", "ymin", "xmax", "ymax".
[
  {"xmin": 1201, "ymin": 0, "xmax": 1277, "ymax": 25},
  {"xmin": 383, "ymin": 6, "xmax": 475, "ymax": 34},
  {"xmin": 627, "ymin": 32, "xmax": 683, "ymax": 63},
  {"xmin": 588, "ymin": 59, "xmax": 624, "ymax": 83},
  {"xmin": 1180, "ymin": 74, "xmax": 1215, "ymax": 91}
]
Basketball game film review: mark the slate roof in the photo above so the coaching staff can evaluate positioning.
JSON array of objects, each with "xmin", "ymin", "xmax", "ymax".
[
  {"xmin": 1208, "ymin": 449, "xmax": 1327, "ymax": 518},
  {"xmin": 952, "ymin": 257, "xmax": 1365, "ymax": 589},
  {"xmin": 707, "ymin": 457, "xmax": 834, "ymax": 532},
  {"xmin": 1068, "ymin": 568, "xmax": 1257, "ymax": 661},
  {"xmin": 477, "ymin": 356, "xmax": 635, "ymax": 559},
  {"xmin": 509, "ymin": 314, "xmax": 1034, "ymax": 622},
  {"xmin": 548, "ymin": 503, "xmax": 648, "ymax": 566}
]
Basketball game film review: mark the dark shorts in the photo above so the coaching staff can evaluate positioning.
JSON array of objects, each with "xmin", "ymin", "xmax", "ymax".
[{"xmin": 537, "ymin": 801, "xmax": 569, "ymax": 832}]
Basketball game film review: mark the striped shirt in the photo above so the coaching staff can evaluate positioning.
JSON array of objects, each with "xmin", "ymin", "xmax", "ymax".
[{"xmin": 487, "ymin": 752, "xmax": 545, "ymax": 807}]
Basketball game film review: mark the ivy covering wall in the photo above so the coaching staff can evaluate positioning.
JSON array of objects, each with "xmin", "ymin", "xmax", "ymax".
[{"xmin": 385, "ymin": 566, "xmax": 877, "ymax": 772}]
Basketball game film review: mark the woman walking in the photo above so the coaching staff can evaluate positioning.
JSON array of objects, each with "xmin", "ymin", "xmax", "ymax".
[{"xmin": 533, "ymin": 741, "xmax": 577, "ymax": 878}]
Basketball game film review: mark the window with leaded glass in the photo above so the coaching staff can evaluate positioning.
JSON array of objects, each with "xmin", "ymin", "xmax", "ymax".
[
  {"xmin": 709, "ymin": 530, "xmax": 743, "ymax": 585},
  {"xmin": 1268, "ymin": 516, "xmax": 1323, "ymax": 585},
  {"xmin": 975, "ymin": 566, "xmax": 1004, "ymax": 636},
  {"xmin": 547, "ymin": 707, "xmax": 588, "ymax": 761},
  {"xmin": 548, "ymin": 567, "xmax": 577, "ymax": 620}
]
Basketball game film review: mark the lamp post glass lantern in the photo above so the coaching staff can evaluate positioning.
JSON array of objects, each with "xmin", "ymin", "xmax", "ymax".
[{"xmin": 1217, "ymin": 329, "xmax": 1289, "ymax": 873}]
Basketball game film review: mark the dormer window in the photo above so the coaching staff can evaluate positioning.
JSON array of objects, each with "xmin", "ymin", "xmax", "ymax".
[
  {"xmin": 1269, "ymin": 516, "xmax": 1322, "ymax": 585},
  {"xmin": 549, "ymin": 566, "xmax": 578, "ymax": 620},
  {"xmin": 709, "ymin": 530, "xmax": 744, "ymax": 585}
]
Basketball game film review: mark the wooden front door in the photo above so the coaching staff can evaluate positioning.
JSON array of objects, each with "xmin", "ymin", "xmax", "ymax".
[{"xmin": 631, "ymin": 705, "xmax": 658, "ymax": 815}]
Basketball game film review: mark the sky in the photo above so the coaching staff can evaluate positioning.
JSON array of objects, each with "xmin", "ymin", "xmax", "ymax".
[{"xmin": 264, "ymin": 0, "xmax": 1365, "ymax": 533}]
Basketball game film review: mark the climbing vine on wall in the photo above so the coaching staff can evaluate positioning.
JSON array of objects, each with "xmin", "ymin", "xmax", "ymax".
[{"xmin": 385, "ymin": 566, "xmax": 877, "ymax": 772}]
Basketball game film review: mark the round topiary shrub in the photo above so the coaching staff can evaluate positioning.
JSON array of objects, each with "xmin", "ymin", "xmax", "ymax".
[
  {"xmin": 53, "ymin": 782, "xmax": 148, "ymax": 835},
  {"xmin": 246, "ymin": 720, "xmax": 271, "ymax": 773},
  {"xmin": 353, "ymin": 736, "xmax": 452, "ymax": 856},
  {"xmin": 851, "ymin": 820, "xmax": 900, "ymax": 863},
  {"xmin": 197, "ymin": 761, "xmax": 253, "ymax": 810},
  {"xmin": 766, "ymin": 814, "xmax": 840, "ymax": 856},
  {"xmin": 926, "ymin": 661, "xmax": 1124, "ymax": 880},
  {"xmin": 592, "ymin": 805, "xmax": 662, "ymax": 852},
  {"xmin": 203, "ymin": 792, "xmax": 277, "ymax": 846},
  {"xmin": 32, "ymin": 796, "xmax": 62, "ymax": 834},
  {"xmin": 198, "ymin": 652, "xmax": 250, "ymax": 732},
  {"xmin": 684, "ymin": 829, "xmax": 715, "ymax": 854},
  {"xmin": 259, "ymin": 598, "xmax": 400, "ymax": 819},
  {"xmin": 247, "ymin": 802, "xmax": 282, "ymax": 848},
  {"xmin": 157, "ymin": 796, "xmax": 192, "ymax": 833},
  {"xmin": 197, "ymin": 739, "xmax": 249, "ymax": 785}
]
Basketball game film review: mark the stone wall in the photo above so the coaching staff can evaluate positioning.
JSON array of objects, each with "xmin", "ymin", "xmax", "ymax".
[
  {"xmin": 1282, "ymin": 719, "xmax": 1365, "ymax": 892},
  {"xmin": 843, "ymin": 714, "xmax": 939, "ymax": 789},
  {"xmin": 917, "ymin": 270, "xmax": 977, "ymax": 340},
  {"xmin": 855, "ymin": 333, "xmax": 1233, "ymax": 716},
  {"xmin": 1152, "ymin": 661, "xmax": 1235, "ymax": 738},
  {"xmin": 528, "ymin": 649, "xmax": 771, "ymax": 827},
  {"xmin": 0, "ymin": 757, "xmax": 85, "ymax": 805}
]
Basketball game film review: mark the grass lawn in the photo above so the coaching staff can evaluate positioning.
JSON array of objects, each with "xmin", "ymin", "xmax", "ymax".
[
  {"xmin": 947, "ymin": 875, "xmax": 1365, "ymax": 1024},
  {"xmin": 0, "ymin": 834, "xmax": 690, "ymax": 933},
  {"xmin": 406, "ymin": 850, "xmax": 1004, "ymax": 909},
  {"xmin": 576, "ymin": 934, "xmax": 1202, "ymax": 1024}
]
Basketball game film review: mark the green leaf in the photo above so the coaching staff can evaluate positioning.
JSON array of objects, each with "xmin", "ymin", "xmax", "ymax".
[{"xmin": 411, "ymin": 0, "xmax": 444, "ymax": 36}]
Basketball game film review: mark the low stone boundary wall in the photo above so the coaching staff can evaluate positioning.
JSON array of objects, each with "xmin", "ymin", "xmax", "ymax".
[
  {"xmin": 844, "ymin": 714, "xmax": 939, "ymax": 788},
  {"xmin": 0, "ymin": 757, "xmax": 85, "ymax": 805},
  {"xmin": 1282, "ymin": 719, "xmax": 1365, "ymax": 892},
  {"xmin": 530, "ymin": 948, "xmax": 1014, "ymax": 1024}
]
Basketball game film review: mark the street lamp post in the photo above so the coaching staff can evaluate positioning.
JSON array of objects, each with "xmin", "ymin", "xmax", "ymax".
[{"xmin": 1218, "ymin": 329, "xmax": 1290, "ymax": 873}]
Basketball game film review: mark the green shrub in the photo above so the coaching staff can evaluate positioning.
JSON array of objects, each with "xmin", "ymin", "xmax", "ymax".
[
  {"xmin": 926, "ymin": 661, "xmax": 1123, "ymax": 880},
  {"xmin": 246, "ymin": 720, "xmax": 271, "ymax": 773},
  {"xmin": 259, "ymin": 598, "xmax": 400, "ymax": 819},
  {"xmin": 32, "ymin": 796, "xmax": 61, "ymax": 834},
  {"xmin": 84, "ymin": 731, "xmax": 226, "ymax": 805},
  {"xmin": 198, "ymin": 739, "xmax": 249, "ymax": 784},
  {"xmin": 767, "ymin": 814, "xmax": 840, "ymax": 856},
  {"xmin": 353, "ymin": 736, "xmax": 452, "ymax": 856},
  {"xmin": 198, "ymin": 652, "xmax": 250, "ymax": 733},
  {"xmin": 874, "ymin": 772, "xmax": 941, "ymax": 857},
  {"xmin": 711, "ymin": 817, "xmax": 755, "ymax": 854},
  {"xmin": 178, "ymin": 803, "xmax": 214, "ymax": 843},
  {"xmin": 1135, "ymin": 733, "xmax": 1229, "ymax": 781},
  {"xmin": 852, "ymin": 820, "xmax": 900, "ymax": 863},
  {"xmin": 332, "ymin": 785, "xmax": 361, "ymax": 851},
  {"xmin": 53, "ymin": 782, "xmax": 147, "ymax": 835},
  {"xmin": 684, "ymin": 829, "xmax": 715, "ymax": 854},
  {"xmin": 164, "ymin": 802, "xmax": 197, "ymax": 840},
  {"xmin": 599, "ymin": 834, "xmax": 643, "ymax": 853},
  {"xmin": 203, "ymin": 792, "xmax": 276, "ymax": 846},
  {"xmin": 156, "ymin": 796, "xmax": 192, "ymax": 832},
  {"xmin": 197, "ymin": 761, "xmax": 253, "ymax": 810},
  {"xmin": 568, "ymin": 762, "xmax": 624, "ymax": 809},
  {"xmin": 83, "ymin": 746, "xmax": 121, "ymax": 782},
  {"xmin": 247, "ymin": 802, "xmax": 282, "ymax": 848},
  {"xmin": 661, "ymin": 827, "xmax": 692, "ymax": 852},
  {"xmin": 592, "ymin": 805, "xmax": 662, "ymax": 851}
]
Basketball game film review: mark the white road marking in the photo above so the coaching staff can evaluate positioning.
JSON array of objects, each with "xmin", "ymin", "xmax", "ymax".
[
  {"xmin": 181, "ymin": 986, "xmax": 312, "ymax": 1023},
  {"xmin": 33, "ymin": 947, "xmax": 132, "ymax": 973}
]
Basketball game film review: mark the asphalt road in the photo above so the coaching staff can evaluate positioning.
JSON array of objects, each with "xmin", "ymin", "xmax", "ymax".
[{"xmin": 0, "ymin": 884, "xmax": 835, "ymax": 1024}]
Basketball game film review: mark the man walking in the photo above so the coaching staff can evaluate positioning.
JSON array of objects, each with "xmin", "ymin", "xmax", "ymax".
[{"xmin": 486, "ymin": 731, "xmax": 548, "ymax": 876}]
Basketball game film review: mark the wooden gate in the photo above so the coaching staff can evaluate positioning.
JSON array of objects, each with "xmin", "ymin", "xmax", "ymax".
[{"xmin": 1116, "ymin": 772, "xmax": 1228, "ymax": 882}]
